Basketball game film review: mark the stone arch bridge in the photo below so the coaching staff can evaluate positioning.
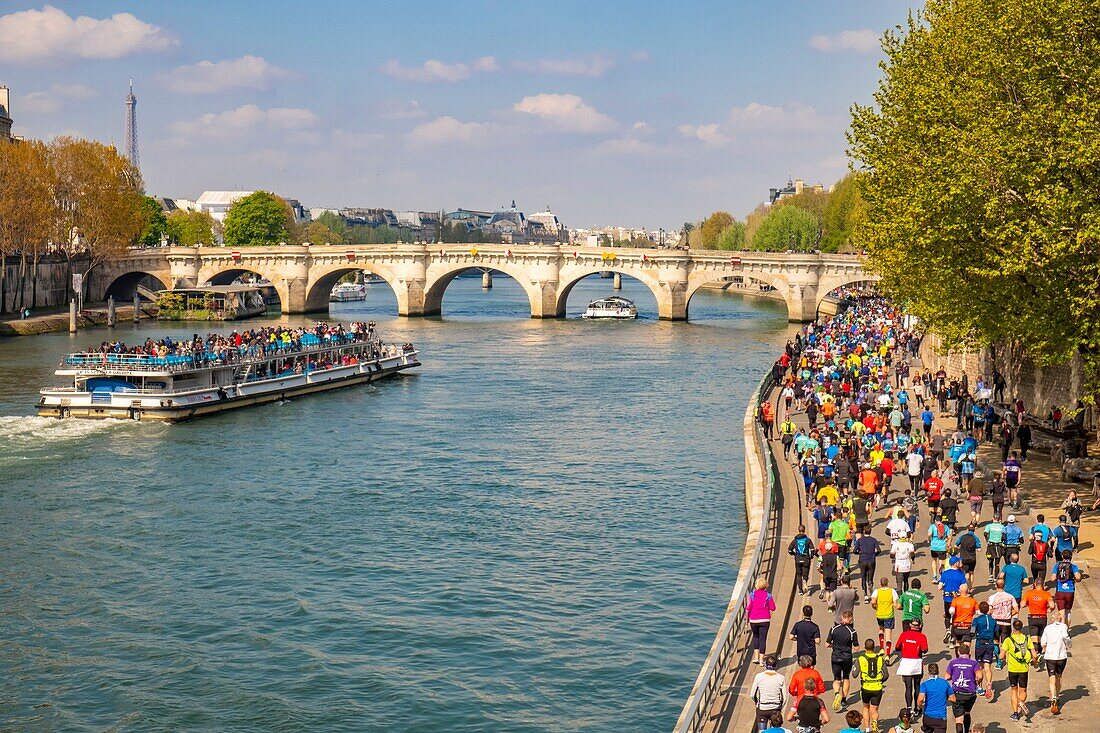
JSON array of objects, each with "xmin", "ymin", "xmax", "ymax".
[{"xmin": 92, "ymin": 244, "xmax": 875, "ymax": 322}]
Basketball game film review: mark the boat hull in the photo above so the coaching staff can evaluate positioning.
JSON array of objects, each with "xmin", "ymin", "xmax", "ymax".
[{"xmin": 37, "ymin": 356, "xmax": 419, "ymax": 423}]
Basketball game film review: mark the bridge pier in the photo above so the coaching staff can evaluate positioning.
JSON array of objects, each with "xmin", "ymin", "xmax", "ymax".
[{"xmin": 657, "ymin": 281, "xmax": 689, "ymax": 321}]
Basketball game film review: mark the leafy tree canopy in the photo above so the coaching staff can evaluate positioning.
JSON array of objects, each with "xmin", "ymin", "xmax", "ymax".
[
  {"xmin": 749, "ymin": 204, "xmax": 819, "ymax": 251},
  {"xmin": 716, "ymin": 221, "xmax": 746, "ymax": 251},
  {"xmin": 699, "ymin": 211, "xmax": 735, "ymax": 248},
  {"xmin": 137, "ymin": 196, "xmax": 167, "ymax": 247},
  {"xmin": 302, "ymin": 221, "xmax": 343, "ymax": 245},
  {"xmin": 821, "ymin": 173, "xmax": 866, "ymax": 252},
  {"xmin": 166, "ymin": 210, "xmax": 215, "ymax": 246},
  {"xmin": 222, "ymin": 191, "xmax": 293, "ymax": 247},
  {"xmin": 849, "ymin": 0, "xmax": 1100, "ymax": 396}
]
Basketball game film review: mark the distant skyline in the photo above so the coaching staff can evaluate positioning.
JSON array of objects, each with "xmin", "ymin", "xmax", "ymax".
[{"xmin": 0, "ymin": 1, "xmax": 921, "ymax": 229}]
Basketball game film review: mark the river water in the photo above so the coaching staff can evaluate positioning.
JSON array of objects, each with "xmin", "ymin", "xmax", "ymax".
[{"xmin": 0, "ymin": 275, "xmax": 791, "ymax": 732}]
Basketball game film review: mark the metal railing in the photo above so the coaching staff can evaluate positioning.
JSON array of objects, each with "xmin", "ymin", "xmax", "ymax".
[{"xmin": 674, "ymin": 370, "xmax": 780, "ymax": 733}]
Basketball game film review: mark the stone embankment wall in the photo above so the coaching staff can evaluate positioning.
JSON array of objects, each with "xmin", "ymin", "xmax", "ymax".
[
  {"xmin": 919, "ymin": 333, "xmax": 1095, "ymax": 430},
  {"xmin": 0, "ymin": 254, "xmax": 88, "ymax": 314}
]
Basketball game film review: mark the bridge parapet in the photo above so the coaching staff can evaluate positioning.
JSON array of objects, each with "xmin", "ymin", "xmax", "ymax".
[{"xmin": 96, "ymin": 245, "xmax": 876, "ymax": 322}]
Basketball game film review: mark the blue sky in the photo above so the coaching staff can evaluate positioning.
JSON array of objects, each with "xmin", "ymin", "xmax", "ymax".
[{"xmin": 0, "ymin": 1, "xmax": 920, "ymax": 229}]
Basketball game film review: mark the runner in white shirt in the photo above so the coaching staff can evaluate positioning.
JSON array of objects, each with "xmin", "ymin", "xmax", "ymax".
[
  {"xmin": 1040, "ymin": 610, "xmax": 1071, "ymax": 715},
  {"xmin": 891, "ymin": 534, "xmax": 916, "ymax": 592},
  {"xmin": 887, "ymin": 513, "xmax": 911, "ymax": 541}
]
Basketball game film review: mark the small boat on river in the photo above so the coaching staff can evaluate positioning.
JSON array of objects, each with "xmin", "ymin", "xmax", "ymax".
[
  {"xmin": 37, "ymin": 322, "xmax": 419, "ymax": 422},
  {"xmin": 330, "ymin": 282, "xmax": 367, "ymax": 302},
  {"xmin": 582, "ymin": 296, "xmax": 638, "ymax": 320}
]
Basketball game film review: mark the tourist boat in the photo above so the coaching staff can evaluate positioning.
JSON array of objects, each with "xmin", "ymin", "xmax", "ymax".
[
  {"xmin": 582, "ymin": 296, "xmax": 638, "ymax": 320},
  {"xmin": 36, "ymin": 325, "xmax": 420, "ymax": 422},
  {"xmin": 330, "ymin": 282, "xmax": 367, "ymax": 302},
  {"xmin": 155, "ymin": 285, "xmax": 267, "ymax": 321}
]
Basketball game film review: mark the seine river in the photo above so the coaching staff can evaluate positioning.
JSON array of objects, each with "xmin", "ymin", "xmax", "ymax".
[{"xmin": 0, "ymin": 275, "xmax": 791, "ymax": 732}]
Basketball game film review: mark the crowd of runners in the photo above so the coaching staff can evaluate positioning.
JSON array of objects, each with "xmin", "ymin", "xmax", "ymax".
[{"xmin": 746, "ymin": 298, "xmax": 1086, "ymax": 733}]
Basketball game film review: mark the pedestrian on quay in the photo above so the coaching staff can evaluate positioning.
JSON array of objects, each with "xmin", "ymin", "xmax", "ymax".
[
  {"xmin": 789, "ymin": 525, "xmax": 818, "ymax": 596},
  {"xmin": 945, "ymin": 644, "xmax": 982, "ymax": 733},
  {"xmin": 827, "ymin": 610, "xmax": 860, "ymax": 712},
  {"xmin": 894, "ymin": 618, "xmax": 928, "ymax": 716},
  {"xmin": 916, "ymin": 662, "xmax": 955, "ymax": 733},
  {"xmin": 1040, "ymin": 609, "xmax": 1071, "ymax": 715},
  {"xmin": 761, "ymin": 401, "xmax": 776, "ymax": 440},
  {"xmin": 751, "ymin": 654, "xmax": 788, "ymax": 731},
  {"xmin": 969, "ymin": 601, "xmax": 998, "ymax": 700},
  {"xmin": 791, "ymin": 606, "xmax": 822, "ymax": 667},
  {"xmin": 748, "ymin": 578, "xmax": 778, "ymax": 665},
  {"xmin": 1050, "ymin": 550, "xmax": 1082, "ymax": 626},
  {"xmin": 1060, "ymin": 492, "xmax": 1083, "ymax": 549},
  {"xmin": 853, "ymin": 639, "xmax": 889, "ymax": 732}
]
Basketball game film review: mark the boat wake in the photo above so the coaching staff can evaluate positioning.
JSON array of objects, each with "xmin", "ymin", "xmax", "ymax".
[{"xmin": 0, "ymin": 415, "xmax": 127, "ymax": 456}]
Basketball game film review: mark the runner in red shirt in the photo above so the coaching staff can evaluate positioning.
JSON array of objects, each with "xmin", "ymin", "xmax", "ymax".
[
  {"xmin": 894, "ymin": 619, "xmax": 929, "ymax": 712},
  {"xmin": 924, "ymin": 474, "xmax": 944, "ymax": 516}
]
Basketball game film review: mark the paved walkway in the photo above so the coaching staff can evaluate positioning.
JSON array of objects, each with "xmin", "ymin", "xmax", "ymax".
[{"xmin": 706, "ymin": 386, "xmax": 1100, "ymax": 733}]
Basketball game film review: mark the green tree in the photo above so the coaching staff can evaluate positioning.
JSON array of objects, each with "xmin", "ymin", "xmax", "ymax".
[
  {"xmin": 302, "ymin": 221, "xmax": 343, "ymax": 245},
  {"xmin": 716, "ymin": 221, "xmax": 746, "ymax": 250},
  {"xmin": 315, "ymin": 211, "xmax": 349, "ymax": 240},
  {"xmin": 749, "ymin": 205, "xmax": 819, "ymax": 251},
  {"xmin": 849, "ymin": 0, "xmax": 1100, "ymax": 396},
  {"xmin": 821, "ymin": 173, "xmax": 866, "ymax": 252},
  {"xmin": 222, "ymin": 191, "xmax": 293, "ymax": 246},
  {"xmin": 775, "ymin": 190, "xmax": 829, "ymax": 228},
  {"xmin": 698, "ymin": 211, "xmax": 734, "ymax": 248},
  {"xmin": 166, "ymin": 210, "xmax": 215, "ymax": 246},
  {"xmin": 137, "ymin": 196, "xmax": 167, "ymax": 247}
]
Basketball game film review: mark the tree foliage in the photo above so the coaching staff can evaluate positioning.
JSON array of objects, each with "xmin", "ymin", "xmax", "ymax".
[
  {"xmin": 848, "ymin": 0, "xmax": 1100, "ymax": 396},
  {"xmin": 223, "ymin": 191, "xmax": 294, "ymax": 247},
  {"xmin": 716, "ymin": 221, "xmax": 746, "ymax": 250},
  {"xmin": 137, "ymin": 196, "xmax": 167, "ymax": 247},
  {"xmin": 302, "ymin": 221, "xmax": 343, "ymax": 245},
  {"xmin": 821, "ymin": 173, "xmax": 866, "ymax": 252},
  {"xmin": 699, "ymin": 211, "xmax": 735, "ymax": 248},
  {"xmin": 166, "ymin": 210, "xmax": 215, "ymax": 246},
  {"xmin": 0, "ymin": 139, "xmax": 54, "ymax": 257},
  {"xmin": 749, "ymin": 204, "xmax": 819, "ymax": 251}
]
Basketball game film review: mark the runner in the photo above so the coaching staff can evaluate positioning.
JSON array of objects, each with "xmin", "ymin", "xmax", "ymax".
[
  {"xmin": 998, "ymin": 553, "xmax": 1028, "ymax": 608},
  {"xmin": 928, "ymin": 518, "xmax": 951, "ymax": 585},
  {"xmin": 788, "ymin": 677, "xmax": 830, "ymax": 732},
  {"xmin": 894, "ymin": 618, "xmax": 929, "ymax": 715},
  {"xmin": 788, "ymin": 654, "xmax": 827, "ymax": 710},
  {"xmin": 1000, "ymin": 619, "xmax": 1035, "ymax": 721},
  {"xmin": 982, "ymin": 516, "xmax": 1005, "ymax": 582},
  {"xmin": 1020, "ymin": 577, "xmax": 1054, "ymax": 655},
  {"xmin": 826, "ymin": 610, "xmax": 860, "ymax": 712},
  {"xmin": 1040, "ymin": 609, "xmax": 1071, "ymax": 715},
  {"xmin": 1050, "ymin": 550, "xmax": 1083, "ymax": 626},
  {"xmin": 939, "ymin": 559, "xmax": 968, "ymax": 640},
  {"xmin": 986, "ymin": 579, "xmax": 1020, "ymax": 667},
  {"xmin": 891, "ymin": 532, "xmax": 916, "ymax": 593},
  {"xmin": 854, "ymin": 638, "xmax": 889, "ymax": 732},
  {"xmin": 854, "ymin": 531, "xmax": 882, "ymax": 602},
  {"xmin": 789, "ymin": 525, "xmax": 818, "ymax": 596},
  {"xmin": 871, "ymin": 577, "xmax": 900, "ymax": 654},
  {"xmin": 970, "ymin": 601, "xmax": 998, "ymax": 700},
  {"xmin": 916, "ymin": 662, "xmax": 955, "ymax": 733},
  {"xmin": 946, "ymin": 644, "xmax": 982, "ymax": 733},
  {"xmin": 953, "ymin": 525, "xmax": 982, "ymax": 588},
  {"xmin": 751, "ymin": 654, "xmax": 788, "ymax": 731},
  {"xmin": 949, "ymin": 584, "xmax": 979, "ymax": 655},
  {"xmin": 790, "ymin": 606, "xmax": 822, "ymax": 667}
]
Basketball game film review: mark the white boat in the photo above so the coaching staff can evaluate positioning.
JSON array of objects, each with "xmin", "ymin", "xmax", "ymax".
[
  {"xmin": 330, "ymin": 282, "xmax": 367, "ymax": 302},
  {"xmin": 582, "ymin": 296, "xmax": 638, "ymax": 320},
  {"xmin": 37, "ymin": 324, "xmax": 419, "ymax": 422}
]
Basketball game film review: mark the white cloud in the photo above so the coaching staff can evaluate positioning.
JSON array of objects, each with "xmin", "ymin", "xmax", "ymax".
[
  {"xmin": 380, "ymin": 56, "xmax": 499, "ymax": 82},
  {"xmin": 170, "ymin": 104, "xmax": 319, "ymax": 140},
  {"xmin": 598, "ymin": 121, "xmax": 664, "ymax": 156},
  {"xmin": 0, "ymin": 5, "xmax": 174, "ymax": 63},
  {"xmin": 727, "ymin": 101, "xmax": 828, "ymax": 131},
  {"xmin": 374, "ymin": 99, "xmax": 428, "ymax": 120},
  {"xmin": 163, "ymin": 55, "xmax": 298, "ymax": 94},
  {"xmin": 513, "ymin": 93, "xmax": 615, "ymax": 133},
  {"xmin": 677, "ymin": 123, "xmax": 728, "ymax": 146},
  {"xmin": 20, "ymin": 83, "xmax": 98, "ymax": 114},
  {"xmin": 406, "ymin": 116, "xmax": 496, "ymax": 146},
  {"xmin": 516, "ymin": 54, "xmax": 615, "ymax": 77},
  {"xmin": 808, "ymin": 29, "xmax": 880, "ymax": 54}
]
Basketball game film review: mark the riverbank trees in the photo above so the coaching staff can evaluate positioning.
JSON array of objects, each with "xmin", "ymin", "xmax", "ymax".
[
  {"xmin": 0, "ymin": 136, "xmax": 148, "ymax": 314},
  {"xmin": 849, "ymin": 0, "xmax": 1100, "ymax": 397}
]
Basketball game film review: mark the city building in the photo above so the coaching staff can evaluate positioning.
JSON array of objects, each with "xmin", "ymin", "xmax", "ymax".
[
  {"xmin": 527, "ymin": 206, "xmax": 564, "ymax": 235},
  {"xmin": 767, "ymin": 177, "xmax": 824, "ymax": 205},
  {"xmin": 1, "ymin": 86, "xmax": 14, "ymax": 141},
  {"xmin": 194, "ymin": 191, "xmax": 308, "ymax": 224}
]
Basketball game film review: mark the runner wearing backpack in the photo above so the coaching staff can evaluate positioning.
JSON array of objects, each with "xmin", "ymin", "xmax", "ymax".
[
  {"xmin": 788, "ymin": 525, "xmax": 818, "ymax": 596},
  {"xmin": 1050, "ymin": 550, "xmax": 1083, "ymax": 626},
  {"xmin": 999, "ymin": 619, "xmax": 1035, "ymax": 721},
  {"xmin": 853, "ymin": 639, "xmax": 889, "ymax": 732}
]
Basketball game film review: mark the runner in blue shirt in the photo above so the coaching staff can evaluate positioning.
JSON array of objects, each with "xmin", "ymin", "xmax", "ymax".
[
  {"xmin": 1051, "ymin": 517, "xmax": 1077, "ymax": 556},
  {"xmin": 917, "ymin": 663, "xmax": 955, "ymax": 728},
  {"xmin": 938, "ymin": 558, "xmax": 968, "ymax": 640},
  {"xmin": 999, "ymin": 553, "xmax": 1029, "ymax": 603},
  {"xmin": 1050, "ymin": 550, "xmax": 1083, "ymax": 625},
  {"xmin": 1029, "ymin": 515, "xmax": 1051, "ymax": 543}
]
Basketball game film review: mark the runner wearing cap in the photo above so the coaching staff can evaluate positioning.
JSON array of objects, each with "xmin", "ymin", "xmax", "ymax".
[
  {"xmin": 1003, "ymin": 515, "xmax": 1024, "ymax": 560},
  {"xmin": 939, "ymin": 559, "xmax": 968, "ymax": 641}
]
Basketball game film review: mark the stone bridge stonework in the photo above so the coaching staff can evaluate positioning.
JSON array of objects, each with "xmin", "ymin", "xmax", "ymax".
[{"xmin": 92, "ymin": 244, "xmax": 875, "ymax": 322}]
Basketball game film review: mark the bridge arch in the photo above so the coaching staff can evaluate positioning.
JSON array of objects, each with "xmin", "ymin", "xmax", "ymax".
[
  {"xmin": 303, "ymin": 263, "xmax": 403, "ymax": 314},
  {"xmin": 554, "ymin": 264, "xmax": 669, "ymax": 318},
  {"xmin": 685, "ymin": 269, "xmax": 795, "ymax": 321},
  {"xmin": 424, "ymin": 260, "xmax": 550, "ymax": 317},
  {"xmin": 102, "ymin": 270, "xmax": 171, "ymax": 301},
  {"xmin": 815, "ymin": 272, "xmax": 880, "ymax": 316},
  {"xmin": 196, "ymin": 265, "xmax": 287, "ymax": 311}
]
